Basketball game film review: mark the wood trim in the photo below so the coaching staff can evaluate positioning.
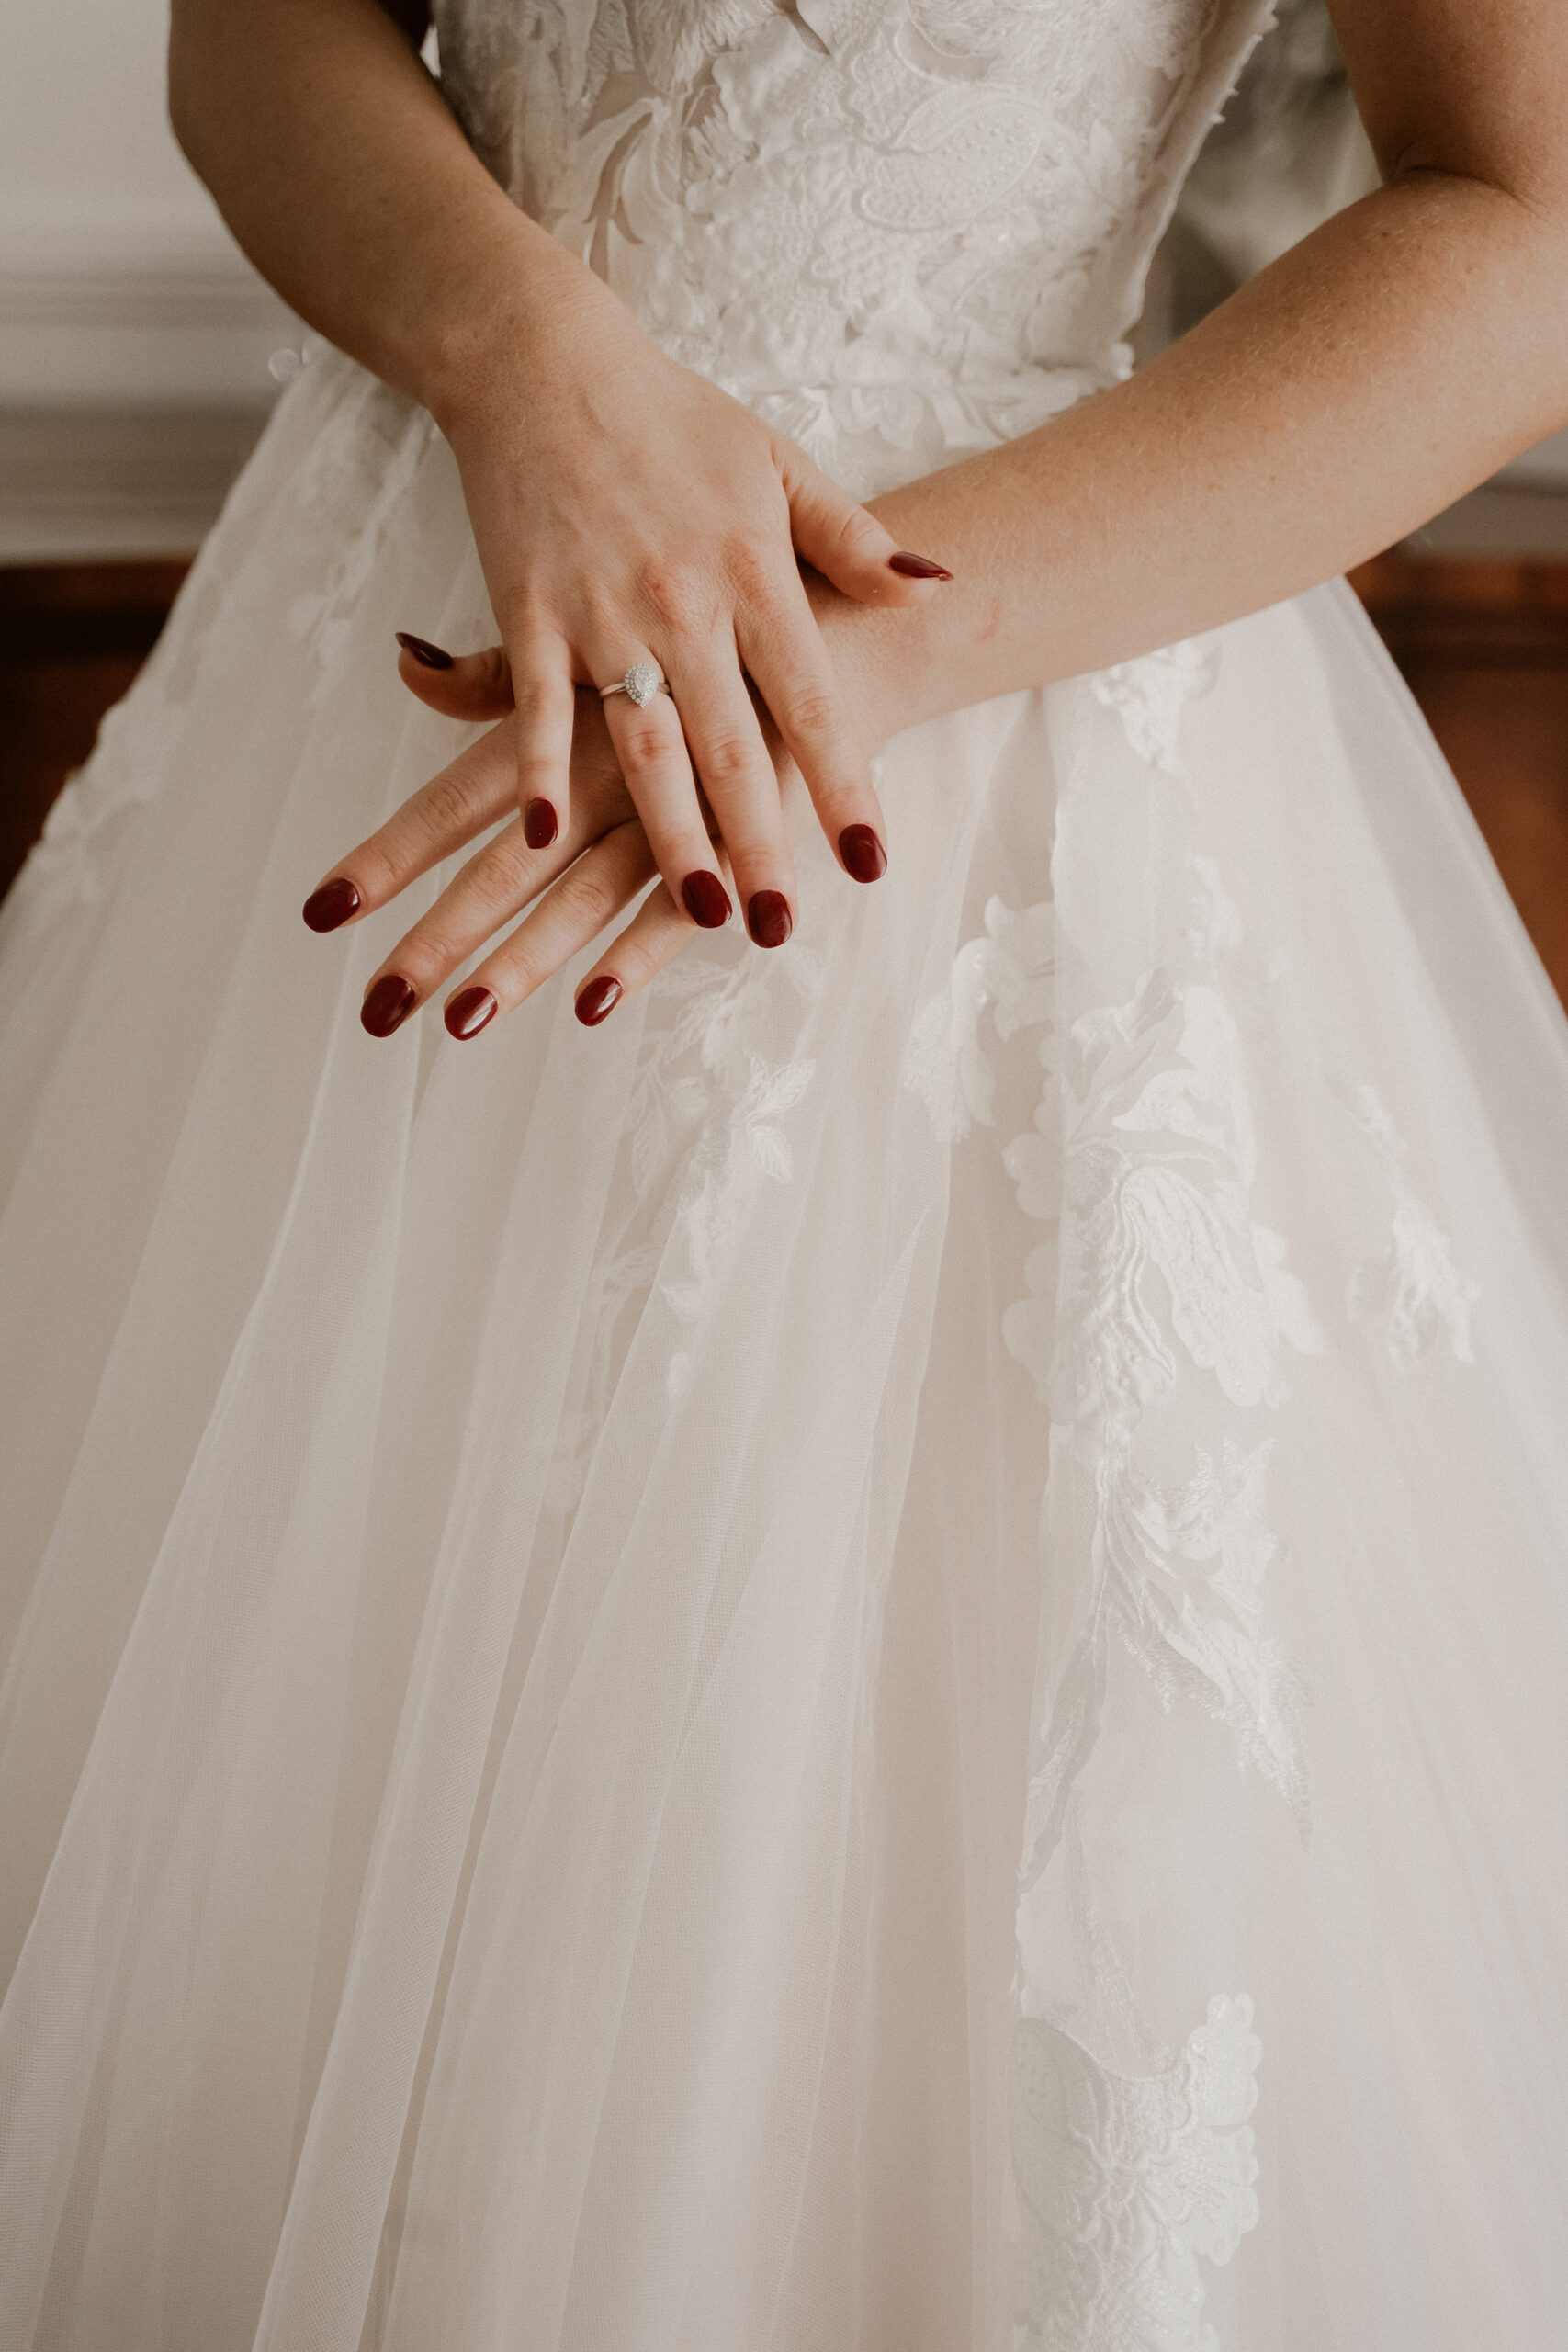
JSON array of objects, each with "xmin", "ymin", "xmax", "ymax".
[
  {"xmin": 0, "ymin": 560, "xmax": 192, "ymax": 661},
  {"xmin": 1348, "ymin": 553, "xmax": 1568, "ymax": 671}
]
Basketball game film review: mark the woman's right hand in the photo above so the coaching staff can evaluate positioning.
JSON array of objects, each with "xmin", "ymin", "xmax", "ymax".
[{"xmin": 433, "ymin": 253, "xmax": 950, "ymax": 949}]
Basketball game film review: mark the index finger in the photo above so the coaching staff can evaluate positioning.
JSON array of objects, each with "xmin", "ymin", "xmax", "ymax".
[{"xmin": 300, "ymin": 717, "xmax": 516, "ymax": 932}]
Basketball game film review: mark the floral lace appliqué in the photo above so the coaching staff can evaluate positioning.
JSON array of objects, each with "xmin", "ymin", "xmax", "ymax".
[
  {"xmin": 432, "ymin": 0, "xmax": 1275, "ymax": 496},
  {"xmin": 1348, "ymin": 1083, "xmax": 1478, "ymax": 1370},
  {"xmin": 904, "ymin": 897, "xmax": 1055, "ymax": 1140},
  {"xmin": 1010, "ymin": 1994, "xmax": 1262, "ymax": 2352},
  {"xmin": 1091, "ymin": 638, "xmax": 1219, "ymax": 779}
]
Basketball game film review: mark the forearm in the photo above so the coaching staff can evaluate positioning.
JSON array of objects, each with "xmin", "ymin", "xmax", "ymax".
[
  {"xmin": 823, "ymin": 170, "xmax": 1568, "ymax": 748},
  {"xmin": 167, "ymin": 0, "xmax": 584, "ymax": 425}
]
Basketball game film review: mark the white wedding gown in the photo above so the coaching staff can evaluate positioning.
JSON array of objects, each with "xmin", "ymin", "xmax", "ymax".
[{"xmin": 5, "ymin": 4, "xmax": 1568, "ymax": 2346}]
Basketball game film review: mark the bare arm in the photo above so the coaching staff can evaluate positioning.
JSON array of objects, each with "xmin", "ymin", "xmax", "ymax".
[
  {"xmin": 823, "ymin": 0, "xmax": 1568, "ymax": 746},
  {"xmin": 170, "ymin": 0, "xmax": 946, "ymax": 956},
  {"xmin": 301, "ymin": 0, "xmax": 1568, "ymax": 1036},
  {"xmin": 169, "ymin": 0, "xmax": 567, "ymax": 433}
]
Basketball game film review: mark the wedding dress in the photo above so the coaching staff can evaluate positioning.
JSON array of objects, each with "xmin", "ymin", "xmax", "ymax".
[{"xmin": 5, "ymin": 2, "xmax": 1568, "ymax": 2346}]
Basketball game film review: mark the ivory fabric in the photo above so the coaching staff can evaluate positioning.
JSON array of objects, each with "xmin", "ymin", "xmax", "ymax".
[{"xmin": 4, "ymin": 4, "xmax": 1568, "ymax": 2346}]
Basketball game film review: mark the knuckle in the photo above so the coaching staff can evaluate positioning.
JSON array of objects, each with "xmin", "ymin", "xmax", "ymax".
[
  {"xmin": 556, "ymin": 857, "xmax": 618, "ymax": 933},
  {"xmin": 352, "ymin": 844, "xmax": 399, "ymax": 902},
  {"xmin": 638, "ymin": 563, "xmax": 709, "ymax": 632},
  {"xmin": 830, "ymin": 501, "xmax": 879, "ymax": 560},
  {"xmin": 695, "ymin": 731, "xmax": 761, "ymax": 794},
  {"xmin": 477, "ymin": 835, "xmax": 534, "ymax": 903},
  {"xmin": 387, "ymin": 919, "xmax": 454, "ymax": 989},
  {"xmin": 617, "ymin": 930, "xmax": 673, "ymax": 989},
  {"xmin": 618, "ymin": 709, "xmax": 680, "ymax": 772},
  {"xmin": 491, "ymin": 939, "xmax": 539, "ymax": 1003},
  {"xmin": 784, "ymin": 684, "xmax": 840, "ymax": 741},
  {"xmin": 724, "ymin": 533, "xmax": 779, "ymax": 598},
  {"xmin": 422, "ymin": 769, "xmax": 480, "ymax": 835},
  {"xmin": 513, "ymin": 673, "xmax": 565, "ymax": 728}
]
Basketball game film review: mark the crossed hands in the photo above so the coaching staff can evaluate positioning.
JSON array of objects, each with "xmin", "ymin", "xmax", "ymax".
[{"xmin": 299, "ymin": 300, "xmax": 950, "ymax": 1038}]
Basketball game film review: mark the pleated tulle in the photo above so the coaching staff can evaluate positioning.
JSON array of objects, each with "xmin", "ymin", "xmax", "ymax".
[{"xmin": 3, "ymin": 350, "xmax": 1568, "ymax": 2352}]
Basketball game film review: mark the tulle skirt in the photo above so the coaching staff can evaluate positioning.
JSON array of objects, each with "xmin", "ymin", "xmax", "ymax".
[{"xmin": 3, "ymin": 351, "xmax": 1568, "ymax": 2352}]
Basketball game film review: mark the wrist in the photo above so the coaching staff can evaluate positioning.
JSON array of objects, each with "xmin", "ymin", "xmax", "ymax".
[
  {"xmin": 806, "ymin": 571, "xmax": 919, "ymax": 756},
  {"xmin": 417, "ymin": 209, "xmax": 606, "ymax": 439}
]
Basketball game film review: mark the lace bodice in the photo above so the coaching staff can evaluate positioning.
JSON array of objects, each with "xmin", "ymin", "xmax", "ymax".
[{"xmin": 432, "ymin": 0, "xmax": 1275, "ymax": 493}]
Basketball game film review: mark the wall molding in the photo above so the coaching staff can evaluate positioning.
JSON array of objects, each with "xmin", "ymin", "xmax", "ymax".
[
  {"xmin": 0, "ymin": 406, "xmax": 268, "ymax": 561},
  {"xmin": 0, "ymin": 253, "xmax": 289, "ymax": 334},
  {"xmin": 0, "ymin": 209, "xmax": 301, "ymax": 412}
]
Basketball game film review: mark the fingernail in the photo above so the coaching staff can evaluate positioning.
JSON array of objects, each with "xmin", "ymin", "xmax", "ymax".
[
  {"xmin": 302, "ymin": 876, "xmax": 360, "ymax": 932},
  {"xmin": 887, "ymin": 550, "xmax": 953, "ymax": 581},
  {"xmin": 395, "ymin": 631, "xmax": 454, "ymax": 670},
  {"xmin": 747, "ymin": 890, "xmax": 793, "ymax": 949},
  {"xmin": 446, "ymin": 984, "xmax": 498, "ymax": 1040},
  {"xmin": 361, "ymin": 974, "xmax": 416, "ymax": 1038},
  {"xmin": 839, "ymin": 823, "xmax": 887, "ymax": 885},
  {"xmin": 682, "ymin": 869, "xmax": 732, "ymax": 928},
  {"xmin": 524, "ymin": 798, "xmax": 558, "ymax": 850},
  {"xmin": 576, "ymin": 976, "xmax": 622, "ymax": 1027}
]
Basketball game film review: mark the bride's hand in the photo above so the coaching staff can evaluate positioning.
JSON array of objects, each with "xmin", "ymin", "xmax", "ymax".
[
  {"xmin": 434, "ymin": 263, "xmax": 944, "ymax": 947},
  {"xmin": 301, "ymin": 641, "xmax": 809, "ymax": 1039}
]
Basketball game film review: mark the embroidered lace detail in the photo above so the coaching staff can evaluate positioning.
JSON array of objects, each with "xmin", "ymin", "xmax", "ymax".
[
  {"xmin": 1091, "ymin": 638, "xmax": 1219, "ymax": 778},
  {"xmin": 432, "ymin": 0, "xmax": 1277, "ymax": 494},
  {"xmin": 1028, "ymin": 969, "xmax": 1322, "ymax": 1826},
  {"xmin": 904, "ymin": 896, "xmax": 1055, "ymax": 1140},
  {"xmin": 1348, "ymin": 1082, "xmax": 1479, "ymax": 1369},
  {"xmin": 1010, "ymin": 1993, "xmax": 1262, "ymax": 2352},
  {"xmin": 13, "ymin": 688, "xmax": 177, "ymax": 930},
  {"xmin": 900, "ymin": 572, "xmax": 1292, "ymax": 2341}
]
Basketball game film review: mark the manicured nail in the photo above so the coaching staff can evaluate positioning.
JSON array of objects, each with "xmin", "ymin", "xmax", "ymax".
[
  {"xmin": 576, "ymin": 976, "xmax": 622, "ymax": 1027},
  {"xmin": 525, "ymin": 798, "xmax": 558, "ymax": 850},
  {"xmin": 361, "ymin": 974, "xmax": 416, "ymax": 1038},
  {"xmin": 302, "ymin": 876, "xmax": 360, "ymax": 932},
  {"xmin": 839, "ymin": 823, "xmax": 887, "ymax": 884},
  {"xmin": 747, "ymin": 890, "xmax": 793, "ymax": 949},
  {"xmin": 887, "ymin": 550, "xmax": 953, "ymax": 581},
  {"xmin": 395, "ymin": 631, "xmax": 453, "ymax": 670},
  {"xmin": 682, "ymin": 869, "xmax": 732, "ymax": 928},
  {"xmin": 446, "ymin": 985, "xmax": 498, "ymax": 1040}
]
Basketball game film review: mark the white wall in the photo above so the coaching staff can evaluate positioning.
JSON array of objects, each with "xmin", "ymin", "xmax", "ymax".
[
  {"xmin": 0, "ymin": 0, "xmax": 299, "ymax": 555},
  {"xmin": 0, "ymin": 0, "xmax": 297, "ymax": 412}
]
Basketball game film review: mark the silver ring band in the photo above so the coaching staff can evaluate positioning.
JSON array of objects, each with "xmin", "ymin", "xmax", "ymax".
[{"xmin": 599, "ymin": 662, "xmax": 671, "ymax": 709}]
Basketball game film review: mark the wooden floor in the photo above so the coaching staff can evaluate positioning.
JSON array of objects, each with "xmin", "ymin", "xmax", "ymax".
[{"xmin": 4, "ymin": 556, "xmax": 1567, "ymax": 1007}]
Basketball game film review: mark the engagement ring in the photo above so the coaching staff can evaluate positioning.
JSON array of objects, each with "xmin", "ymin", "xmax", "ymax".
[{"xmin": 599, "ymin": 662, "xmax": 671, "ymax": 707}]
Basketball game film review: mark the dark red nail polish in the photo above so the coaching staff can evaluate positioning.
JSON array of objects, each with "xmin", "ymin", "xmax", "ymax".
[
  {"xmin": 302, "ymin": 876, "xmax": 360, "ymax": 932},
  {"xmin": 576, "ymin": 976, "xmax": 622, "ymax": 1027},
  {"xmin": 747, "ymin": 890, "xmax": 793, "ymax": 949},
  {"xmin": 525, "ymin": 798, "xmax": 558, "ymax": 850},
  {"xmin": 682, "ymin": 869, "xmax": 732, "ymax": 928},
  {"xmin": 887, "ymin": 550, "xmax": 953, "ymax": 582},
  {"xmin": 361, "ymin": 974, "xmax": 416, "ymax": 1037},
  {"xmin": 839, "ymin": 823, "xmax": 887, "ymax": 884},
  {"xmin": 395, "ymin": 631, "xmax": 454, "ymax": 670},
  {"xmin": 446, "ymin": 985, "xmax": 498, "ymax": 1039}
]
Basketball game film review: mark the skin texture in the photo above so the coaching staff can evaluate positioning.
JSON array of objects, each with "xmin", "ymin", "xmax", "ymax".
[{"xmin": 169, "ymin": 0, "xmax": 1568, "ymax": 1032}]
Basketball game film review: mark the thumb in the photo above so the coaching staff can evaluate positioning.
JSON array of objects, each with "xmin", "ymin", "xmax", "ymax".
[
  {"xmin": 394, "ymin": 633, "xmax": 514, "ymax": 718},
  {"xmin": 773, "ymin": 447, "xmax": 953, "ymax": 605}
]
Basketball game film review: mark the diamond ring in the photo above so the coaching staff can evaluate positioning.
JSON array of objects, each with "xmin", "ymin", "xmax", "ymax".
[{"xmin": 599, "ymin": 662, "xmax": 671, "ymax": 708}]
